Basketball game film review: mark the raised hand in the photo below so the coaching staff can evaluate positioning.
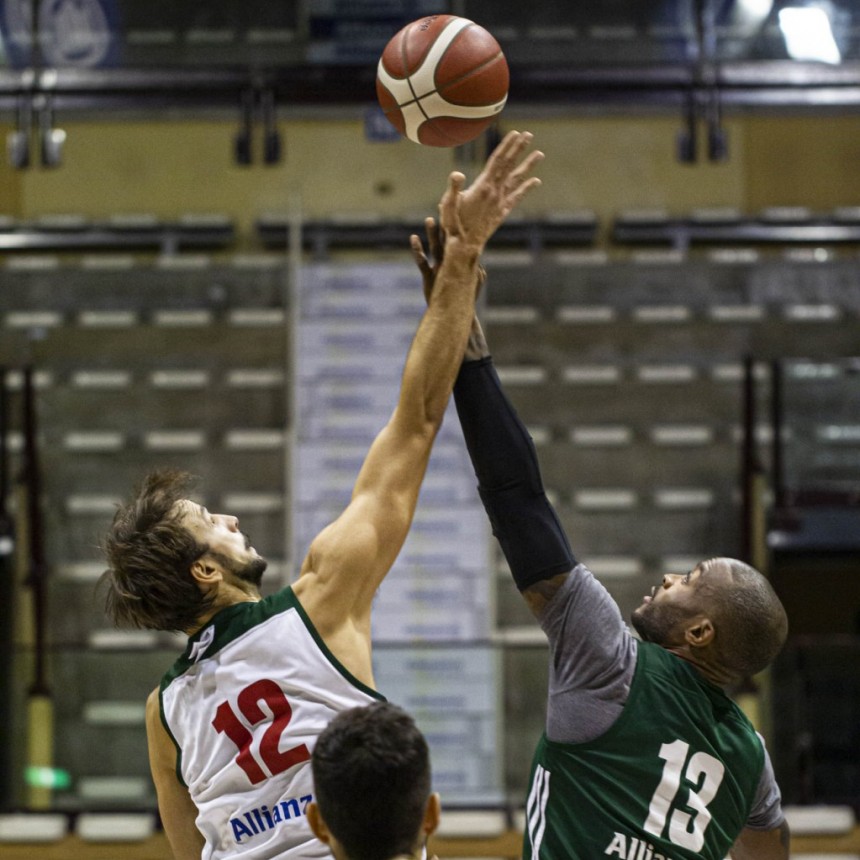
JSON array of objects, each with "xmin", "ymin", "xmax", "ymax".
[
  {"xmin": 439, "ymin": 130, "xmax": 543, "ymax": 254},
  {"xmin": 410, "ymin": 216, "xmax": 444, "ymax": 303},
  {"xmin": 410, "ymin": 214, "xmax": 490, "ymax": 361},
  {"xmin": 410, "ymin": 214, "xmax": 488, "ymax": 300}
]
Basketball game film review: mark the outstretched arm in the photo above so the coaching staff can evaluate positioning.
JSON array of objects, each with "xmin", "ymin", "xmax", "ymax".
[
  {"xmin": 411, "ymin": 219, "xmax": 575, "ymax": 618},
  {"xmin": 453, "ymin": 357, "xmax": 575, "ymax": 617},
  {"xmin": 294, "ymin": 132, "xmax": 543, "ymax": 680}
]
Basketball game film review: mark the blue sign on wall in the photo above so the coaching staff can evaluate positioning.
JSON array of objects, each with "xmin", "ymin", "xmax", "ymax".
[{"xmin": 1, "ymin": 0, "xmax": 122, "ymax": 68}]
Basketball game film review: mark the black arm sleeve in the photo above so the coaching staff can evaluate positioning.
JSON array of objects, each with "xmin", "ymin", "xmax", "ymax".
[{"xmin": 453, "ymin": 356, "xmax": 575, "ymax": 591}]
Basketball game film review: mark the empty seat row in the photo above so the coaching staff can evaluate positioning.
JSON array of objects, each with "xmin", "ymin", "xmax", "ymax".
[
  {"xmin": 487, "ymin": 302, "xmax": 850, "ymax": 323},
  {"xmin": 256, "ymin": 211, "xmax": 598, "ymax": 254},
  {"xmin": 0, "ymin": 308, "xmax": 286, "ymax": 328},
  {"xmin": 6, "ymin": 207, "xmax": 860, "ymax": 258},
  {"xmin": 0, "ymin": 812, "xmax": 156, "ymax": 842},
  {"xmin": 497, "ymin": 363, "xmax": 856, "ymax": 386},
  {"xmin": 6, "ymin": 421, "xmax": 859, "ymax": 455},
  {"xmin": 0, "ymin": 215, "xmax": 234, "ymax": 252},
  {"xmin": 1, "ymin": 368, "xmax": 284, "ymax": 389},
  {"xmin": 0, "ymin": 362, "xmax": 841, "ymax": 391}
]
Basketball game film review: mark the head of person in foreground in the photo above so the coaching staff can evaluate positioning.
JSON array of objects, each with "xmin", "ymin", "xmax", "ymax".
[{"xmin": 308, "ymin": 701, "xmax": 440, "ymax": 860}]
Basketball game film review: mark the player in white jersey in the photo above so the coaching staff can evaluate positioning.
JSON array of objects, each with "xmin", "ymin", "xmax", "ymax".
[
  {"xmin": 159, "ymin": 588, "xmax": 382, "ymax": 858},
  {"xmin": 99, "ymin": 131, "xmax": 544, "ymax": 860}
]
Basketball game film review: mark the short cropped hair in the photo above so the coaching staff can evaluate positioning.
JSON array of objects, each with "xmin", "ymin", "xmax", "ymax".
[
  {"xmin": 312, "ymin": 702, "xmax": 431, "ymax": 860},
  {"xmin": 705, "ymin": 559, "xmax": 788, "ymax": 679},
  {"xmin": 99, "ymin": 469, "xmax": 214, "ymax": 631}
]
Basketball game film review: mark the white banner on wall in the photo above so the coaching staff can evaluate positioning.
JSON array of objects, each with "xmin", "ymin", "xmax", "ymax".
[{"xmin": 292, "ymin": 261, "xmax": 501, "ymax": 802}]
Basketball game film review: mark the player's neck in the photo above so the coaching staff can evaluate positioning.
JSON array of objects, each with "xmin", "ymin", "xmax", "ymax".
[
  {"xmin": 186, "ymin": 585, "xmax": 262, "ymax": 634},
  {"xmin": 667, "ymin": 645, "xmax": 734, "ymax": 687}
]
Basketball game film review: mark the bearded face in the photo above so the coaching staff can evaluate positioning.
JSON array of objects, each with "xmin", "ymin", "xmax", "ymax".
[
  {"xmin": 630, "ymin": 561, "xmax": 730, "ymax": 647},
  {"xmin": 232, "ymin": 555, "xmax": 268, "ymax": 587},
  {"xmin": 631, "ymin": 599, "xmax": 692, "ymax": 646},
  {"xmin": 215, "ymin": 551, "xmax": 268, "ymax": 588}
]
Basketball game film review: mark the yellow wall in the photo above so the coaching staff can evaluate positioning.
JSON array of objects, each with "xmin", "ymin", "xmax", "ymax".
[
  {"xmin": 0, "ymin": 127, "xmax": 22, "ymax": 215},
  {"xmin": 5, "ymin": 112, "xmax": 860, "ymax": 245},
  {"xmin": 741, "ymin": 114, "xmax": 860, "ymax": 210}
]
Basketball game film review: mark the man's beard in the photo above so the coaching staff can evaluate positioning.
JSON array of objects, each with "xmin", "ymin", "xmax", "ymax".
[
  {"xmin": 210, "ymin": 550, "xmax": 268, "ymax": 588},
  {"xmin": 233, "ymin": 556, "xmax": 267, "ymax": 587},
  {"xmin": 631, "ymin": 601, "xmax": 688, "ymax": 646}
]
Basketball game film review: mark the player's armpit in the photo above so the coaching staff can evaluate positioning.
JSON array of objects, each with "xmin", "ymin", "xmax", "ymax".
[
  {"xmin": 145, "ymin": 689, "xmax": 204, "ymax": 860},
  {"xmin": 729, "ymin": 820, "xmax": 790, "ymax": 860},
  {"xmin": 523, "ymin": 572, "xmax": 573, "ymax": 617}
]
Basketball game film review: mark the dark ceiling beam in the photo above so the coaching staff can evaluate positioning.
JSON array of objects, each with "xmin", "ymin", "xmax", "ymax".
[{"xmin": 4, "ymin": 61, "xmax": 860, "ymax": 111}]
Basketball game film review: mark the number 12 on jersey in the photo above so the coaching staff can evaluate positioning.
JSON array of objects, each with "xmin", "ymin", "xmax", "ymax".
[
  {"xmin": 212, "ymin": 679, "xmax": 311, "ymax": 785},
  {"xmin": 643, "ymin": 739, "xmax": 725, "ymax": 852}
]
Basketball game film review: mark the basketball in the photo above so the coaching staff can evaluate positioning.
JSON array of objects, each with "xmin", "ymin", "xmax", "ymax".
[{"xmin": 376, "ymin": 15, "xmax": 509, "ymax": 147}]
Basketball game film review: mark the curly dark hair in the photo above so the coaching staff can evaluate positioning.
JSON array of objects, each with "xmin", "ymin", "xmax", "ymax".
[
  {"xmin": 99, "ymin": 469, "xmax": 215, "ymax": 632},
  {"xmin": 312, "ymin": 702, "xmax": 431, "ymax": 860}
]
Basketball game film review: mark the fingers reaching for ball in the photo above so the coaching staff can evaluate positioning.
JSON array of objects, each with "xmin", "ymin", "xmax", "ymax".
[{"xmin": 439, "ymin": 130, "xmax": 544, "ymax": 253}]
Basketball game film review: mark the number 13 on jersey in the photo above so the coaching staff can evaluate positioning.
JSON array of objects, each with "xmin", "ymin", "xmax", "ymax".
[{"xmin": 643, "ymin": 739, "xmax": 725, "ymax": 852}]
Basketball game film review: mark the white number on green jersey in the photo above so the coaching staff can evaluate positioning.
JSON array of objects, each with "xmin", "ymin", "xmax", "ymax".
[{"xmin": 643, "ymin": 739, "xmax": 725, "ymax": 852}]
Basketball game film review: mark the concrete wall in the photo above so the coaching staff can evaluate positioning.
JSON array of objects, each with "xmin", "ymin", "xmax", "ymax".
[{"xmin": 3, "ymin": 112, "xmax": 860, "ymax": 239}]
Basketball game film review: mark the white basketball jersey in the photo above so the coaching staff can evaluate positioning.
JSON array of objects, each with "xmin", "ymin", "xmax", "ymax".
[{"xmin": 159, "ymin": 587, "xmax": 384, "ymax": 860}]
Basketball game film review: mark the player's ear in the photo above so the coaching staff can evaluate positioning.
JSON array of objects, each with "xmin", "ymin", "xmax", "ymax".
[
  {"xmin": 423, "ymin": 792, "xmax": 441, "ymax": 838},
  {"xmin": 306, "ymin": 802, "xmax": 332, "ymax": 845},
  {"xmin": 685, "ymin": 616, "xmax": 715, "ymax": 648},
  {"xmin": 189, "ymin": 558, "xmax": 222, "ymax": 590}
]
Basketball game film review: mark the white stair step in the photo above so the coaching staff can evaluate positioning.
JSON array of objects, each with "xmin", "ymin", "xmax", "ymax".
[
  {"xmin": 78, "ymin": 777, "xmax": 150, "ymax": 802},
  {"xmin": 77, "ymin": 310, "xmax": 139, "ymax": 327},
  {"xmin": 76, "ymin": 812, "xmax": 156, "ymax": 842},
  {"xmin": 152, "ymin": 309, "xmax": 213, "ymax": 327},
  {"xmin": 435, "ymin": 809, "xmax": 507, "ymax": 838},
  {"xmin": 575, "ymin": 490, "xmax": 637, "ymax": 511},
  {"xmin": 220, "ymin": 493, "xmax": 284, "ymax": 513},
  {"xmin": 228, "ymin": 308, "xmax": 286, "ymax": 327},
  {"xmin": 562, "ymin": 365, "xmax": 620, "ymax": 384},
  {"xmin": 784, "ymin": 805, "xmax": 855, "ymax": 835},
  {"xmin": 589, "ymin": 556, "xmax": 642, "ymax": 579},
  {"xmin": 0, "ymin": 814, "xmax": 67, "ymax": 842},
  {"xmin": 637, "ymin": 365, "xmax": 696, "ymax": 383},
  {"xmin": 571, "ymin": 426, "xmax": 633, "ymax": 446},
  {"xmin": 83, "ymin": 701, "xmax": 146, "ymax": 726}
]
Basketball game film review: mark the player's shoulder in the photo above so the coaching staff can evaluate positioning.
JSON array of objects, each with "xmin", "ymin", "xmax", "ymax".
[{"xmin": 538, "ymin": 563, "xmax": 620, "ymax": 617}]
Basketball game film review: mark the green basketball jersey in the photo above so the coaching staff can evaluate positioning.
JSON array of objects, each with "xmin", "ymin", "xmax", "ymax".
[{"xmin": 523, "ymin": 641, "xmax": 764, "ymax": 860}]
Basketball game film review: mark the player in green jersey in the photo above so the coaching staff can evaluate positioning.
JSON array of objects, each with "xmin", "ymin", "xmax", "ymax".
[{"xmin": 411, "ymin": 221, "xmax": 790, "ymax": 860}]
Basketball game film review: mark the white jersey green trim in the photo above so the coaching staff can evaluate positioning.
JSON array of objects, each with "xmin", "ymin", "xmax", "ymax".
[{"xmin": 158, "ymin": 586, "xmax": 383, "ymax": 860}]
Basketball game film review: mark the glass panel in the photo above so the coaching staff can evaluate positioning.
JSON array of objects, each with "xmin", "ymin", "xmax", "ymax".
[{"xmin": 779, "ymin": 357, "xmax": 860, "ymax": 502}]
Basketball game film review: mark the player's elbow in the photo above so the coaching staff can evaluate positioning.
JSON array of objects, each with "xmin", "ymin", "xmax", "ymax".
[
  {"xmin": 730, "ymin": 821, "xmax": 790, "ymax": 860},
  {"xmin": 421, "ymin": 408, "xmax": 446, "ymax": 440},
  {"xmin": 394, "ymin": 402, "xmax": 444, "ymax": 446}
]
